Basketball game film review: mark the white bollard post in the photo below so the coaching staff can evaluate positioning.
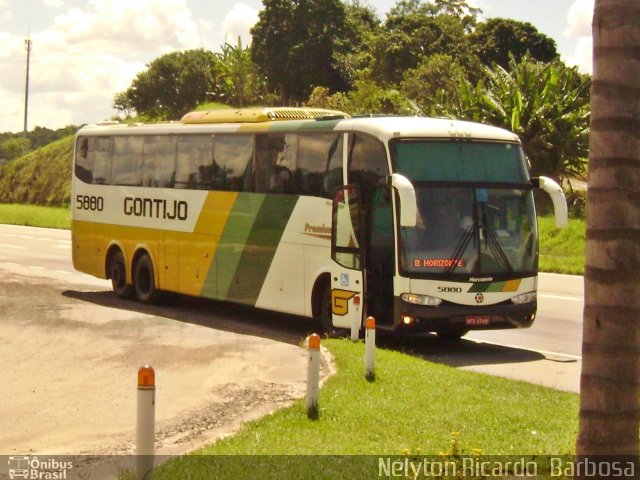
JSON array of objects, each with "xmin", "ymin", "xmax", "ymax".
[
  {"xmin": 306, "ymin": 334, "xmax": 321, "ymax": 419},
  {"xmin": 136, "ymin": 365, "xmax": 155, "ymax": 480},
  {"xmin": 365, "ymin": 316, "xmax": 376, "ymax": 381}
]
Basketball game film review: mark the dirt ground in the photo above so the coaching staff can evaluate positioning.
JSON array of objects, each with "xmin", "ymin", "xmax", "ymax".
[{"xmin": 0, "ymin": 270, "xmax": 329, "ymax": 462}]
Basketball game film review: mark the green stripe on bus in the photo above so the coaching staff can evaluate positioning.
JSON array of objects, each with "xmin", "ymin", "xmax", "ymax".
[
  {"xmin": 205, "ymin": 193, "xmax": 266, "ymax": 300},
  {"xmin": 224, "ymin": 194, "xmax": 299, "ymax": 304},
  {"xmin": 298, "ymin": 120, "xmax": 341, "ymax": 131},
  {"xmin": 468, "ymin": 281, "xmax": 508, "ymax": 293}
]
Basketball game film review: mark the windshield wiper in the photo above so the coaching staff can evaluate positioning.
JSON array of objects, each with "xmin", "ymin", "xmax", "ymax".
[
  {"xmin": 480, "ymin": 205, "xmax": 514, "ymax": 273},
  {"xmin": 445, "ymin": 224, "xmax": 474, "ymax": 274}
]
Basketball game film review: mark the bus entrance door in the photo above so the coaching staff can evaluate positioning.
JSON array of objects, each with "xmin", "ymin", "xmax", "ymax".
[{"xmin": 330, "ymin": 185, "xmax": 365, "ymax": 332}]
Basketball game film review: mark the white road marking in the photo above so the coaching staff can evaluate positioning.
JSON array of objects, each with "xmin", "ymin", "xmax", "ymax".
[{"xmin": 539, "ymin": 293, "xmax": 583, "ymax": 302}]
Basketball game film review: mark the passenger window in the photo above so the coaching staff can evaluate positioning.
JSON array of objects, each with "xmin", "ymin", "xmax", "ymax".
[
  {"xmin": 75, "ymin": 138, "xmax": 94, "ymax": 184},
  {"xmin": 348, "ymin": 134, "xmax": 388, "ymax": 190},
  {"xmin": 92, "ymin": 137, "xmax": 112, "ymax": 184},
  {"xmin": 142, "ymin": 136, "xmax": 177, "ymax": 188},
  {"xmin": 297, "ymin": 134, "xmax": 341, "ymax": 197},
  {"xmin": 213, "ymin": 135, "xmax": 254, "ymax": 191},
  {"xmin": 112, "ymin": 136, "xmax": 143, "ymax": 186},
  {"xmin": 324, "ymin": 135, "xmax": 344, "ymax": 197},
  {"xmin": 175, "ymin": 135, "xmax": 214, "ymax": 189},
  {"xmin": 255, "ymin": 134, "xmax": 296, "ymax": 194}
]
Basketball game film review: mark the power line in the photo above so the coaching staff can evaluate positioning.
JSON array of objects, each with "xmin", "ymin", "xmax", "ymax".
[{"xmin": 24, "ymin": 36, "xmax": 32, "ymax": 136}]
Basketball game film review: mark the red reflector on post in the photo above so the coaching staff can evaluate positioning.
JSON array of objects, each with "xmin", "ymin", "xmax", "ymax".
[
  {"xmin": 137, "ymin": 365, "xmax": 155, "ymax": 388},
  {"xmin": 366, "ymin": 316, "xmax": 376, "ymax": 329},
  {"xmin": 308, "ymin": 333, "xmax": 321, "ymax": 350}
]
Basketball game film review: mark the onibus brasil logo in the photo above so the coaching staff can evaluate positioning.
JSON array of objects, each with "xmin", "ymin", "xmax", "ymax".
[{"xmin": 8, "ymin": 456, "xmax": 73, "ymax": 479}]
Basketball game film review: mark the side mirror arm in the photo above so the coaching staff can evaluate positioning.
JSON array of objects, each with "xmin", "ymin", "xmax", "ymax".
[
  {"xmin": 390, "ymin": 174, "xmax": 417, "ymax": 227},
  {"xmin": 532, "ymin": 176, "xmax": 568, "ymax": 228}
]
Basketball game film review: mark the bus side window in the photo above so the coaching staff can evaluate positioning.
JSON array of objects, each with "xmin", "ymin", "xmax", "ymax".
[
  {"xmin": 213, "ymin": 134, "xmax": 254, "ymax": 191},
  {"xmin": 297, "ymin": 133, "xmax": 340, "ymax": 197},
  {"xmin": 92, "ymin": 137, "xmax": 112, "ymax": 185},
  {"xmin": 323, "ymin": 135, "xmax": 343, "ymax": 197},
  {"xmin": 75, "ymin": 138, "xmax": 94, "ymax": 184},
  {"xmin": 112, "ymin": 136, "xmax": 143, "ymax": 186},
  {"xmin": 175, "ymin": 135, "xmax": 214, "ymax": 190},
  {"xmin": 142, "ymin": 135, "xmax": 177, "ymax": 188},
  {"xmin": 255, "ymin": 134, "xmax": 296, "ymax": 194},
  {"xmin": 348, "ymin": 134, "xmax": 388, "ymax": 194}
]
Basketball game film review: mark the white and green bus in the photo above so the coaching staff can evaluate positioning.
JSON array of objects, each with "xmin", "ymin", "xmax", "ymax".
[{"xmin": 72, "ymin": 107, "xmax": 567, "ymax": 338}]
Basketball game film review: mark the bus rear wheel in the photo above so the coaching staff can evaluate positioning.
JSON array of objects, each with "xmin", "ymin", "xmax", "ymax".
[
  {"xmin": 109, "ymin": 250, "xmax": 134, "ymax": 299},
  {"xmin": 133, "ymin": 254, "xmax": 161, "ymax": 304}
]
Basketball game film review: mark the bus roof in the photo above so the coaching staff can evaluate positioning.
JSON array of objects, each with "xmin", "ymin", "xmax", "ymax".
[
  {"xmin": 336, "ymin": 116, "xmax": 520, "ymax": 143},
  {"xmin": 78, "ymin": 112, "xmax": 520, "ymax": 144}
]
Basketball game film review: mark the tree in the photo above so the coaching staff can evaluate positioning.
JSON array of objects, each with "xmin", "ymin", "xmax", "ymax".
[
  {"xmin": 29, "ymin": 126, "xmax": 77, "ymax": 149},
  {"xmin": 577, "ymin": 0, "xmax": 640, "ymax": 461},
  {"xmin": 251, "ymin": 0, "xmax": 351, "ymax": 104},
  {"xmin": 0, "ymin": 137, "xmax": 30, "ymax": 162},
  {"xmin": 215, "ymin": 38, "xmax": 266, "ymax": 107},
  {"xmin": 306, "ymin": 81, "xmax": 417, "ymax": 115},
  {"xmin": 447, "ymin": 55, "xmax": 590, "ymax": 183},
  {"xmin": 369, "ymin": 0, "xmax": 481, "ymax": 86},
  {"xmin": 115, "ymin": 49, "xmax": 219, "ymax": 120},
  {"xmin": 333, "ymin": 1, "xmax": 382, "ymax": 85},
  {"xmin": 400, "ymin": 53, "xmax": 467, "ymax": 115},
  {"xmin": 370, "ymin": 4, "xmax": 472, "ymax": 85},
  {"xmin": 469, "ymin": 18, "xmax": 558, "ymax": 69},
  {"xmin": 113, "ymin": 91, "xmax": 135, "ymax": 119}
]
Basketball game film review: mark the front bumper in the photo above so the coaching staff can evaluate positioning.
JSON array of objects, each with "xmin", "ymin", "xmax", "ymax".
[{"xmin": 389, "ymin": 296, "xmax": 536, "ymax": 334}]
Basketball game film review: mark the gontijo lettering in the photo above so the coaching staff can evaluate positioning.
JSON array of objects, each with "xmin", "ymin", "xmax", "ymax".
[{"xmin": 124, "ymin": 197, "xmax": 188, "ymax": 220}]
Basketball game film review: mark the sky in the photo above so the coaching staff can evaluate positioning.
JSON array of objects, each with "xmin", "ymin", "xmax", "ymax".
[{"xmin": 0, "ymin": 0, "xmax": 594, "ymax": 133}]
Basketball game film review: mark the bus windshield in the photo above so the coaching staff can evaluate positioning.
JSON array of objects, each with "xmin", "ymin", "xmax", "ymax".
[
  {"xmin": 400, "ymin": 186, "xmax": 538, "ymax": 276},
  {"xmin": 392, "ymin": 139, "xmax": 537, "ymax": 277}
]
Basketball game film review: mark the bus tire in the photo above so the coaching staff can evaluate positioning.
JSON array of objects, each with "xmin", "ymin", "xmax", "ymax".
[
  {"xmin": 133, "ymin": 253, "xmax": 161, "ymax": 304},
  {"xmin": 108, "ymin": 250, "xmax": 134, "ymax": 299},
  {"xmin": 318, "ymin": 283, "xmax": 334, "ymax": 334}
]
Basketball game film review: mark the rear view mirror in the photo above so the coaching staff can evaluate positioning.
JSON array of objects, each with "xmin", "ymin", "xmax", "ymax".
[
  {"xmin": 391, "ymin": 173, "xmax": 417, "ymax": 228},
  {"xmin": 533, "ymin": 176, "xmax": 568, "ymax": 228}
]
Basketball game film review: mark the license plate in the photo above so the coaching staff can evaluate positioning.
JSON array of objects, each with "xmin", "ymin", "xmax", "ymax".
[{"xmin": 465, "ymin": 315, "xmax": 491, "ymax": 326}]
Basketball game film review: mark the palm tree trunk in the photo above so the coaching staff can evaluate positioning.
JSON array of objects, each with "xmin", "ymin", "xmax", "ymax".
[{"xmin": 577, "ymin": 0, "xmax": 640, "ymax": 460}]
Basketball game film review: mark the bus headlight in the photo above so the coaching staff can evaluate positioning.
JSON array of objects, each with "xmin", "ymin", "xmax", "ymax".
[
  {"xmin": 401, "ymin": 293, "xmax": 442, "ymax": 307},
  {"xmin": 511, "ymin": 292, "xmax": 536, "ymax": 305}
]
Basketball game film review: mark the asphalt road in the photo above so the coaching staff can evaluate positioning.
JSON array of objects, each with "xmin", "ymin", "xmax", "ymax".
[
  {"xmin": 0, "ymin": 224, "xmax": 583, "ymax": 460},
  {"xmin": 0, "ymin": 224, "xmax": 315, "ymax": 461}
]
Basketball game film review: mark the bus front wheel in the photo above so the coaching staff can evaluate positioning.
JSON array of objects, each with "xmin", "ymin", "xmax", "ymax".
[
  {"xmin": 109, "ymin": 250, "xmax": 134, "ymax": 299},
  {"xmin": 318, "ymin": 283, "xmax": 347, "ymax": 338},
  {"xmin": 133, "ymin": 254, "xmax": 161, "ymax": 304}
]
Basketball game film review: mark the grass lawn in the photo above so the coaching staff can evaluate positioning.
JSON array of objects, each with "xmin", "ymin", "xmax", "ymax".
[
  {"xmin": 0, "ymin": 203, "xmax": 70, "ymax": 229},
  {"xmin": 143, "ymin": 339, "xmax": 578, "ymax": 479},
  {"xmin": 538, "ymin": 217, "xmax": 585, "ymax": 275}
]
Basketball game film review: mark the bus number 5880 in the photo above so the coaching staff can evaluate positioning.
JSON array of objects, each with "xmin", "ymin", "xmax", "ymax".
[{"xmin": 76, "ymin": 195, "xmax": 104, "ymax": 211}]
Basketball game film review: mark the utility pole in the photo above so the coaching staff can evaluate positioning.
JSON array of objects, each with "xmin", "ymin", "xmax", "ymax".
[{"xmin": 23, "ymin": 36, "xmax": 32, "ymax": 137}]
